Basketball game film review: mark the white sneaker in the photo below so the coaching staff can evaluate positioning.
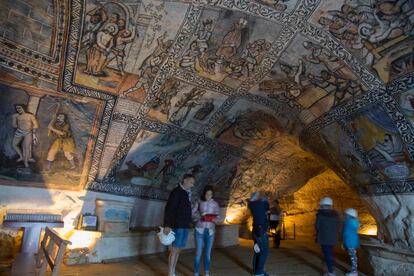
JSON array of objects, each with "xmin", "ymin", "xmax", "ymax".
[{"xmin": 345, "ymin": 272, "xmax": 358, "ymax": 276}]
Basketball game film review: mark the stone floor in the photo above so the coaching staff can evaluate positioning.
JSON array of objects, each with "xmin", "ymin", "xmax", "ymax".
[{"xmin": 58, "ymin": 239, "xmax": 366, "ymax": 276}]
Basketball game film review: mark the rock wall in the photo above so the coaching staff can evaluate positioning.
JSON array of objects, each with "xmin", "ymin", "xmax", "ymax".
[
  {"xmin": 364, "ymin": 195, "xmax": 414, "ymax": 250},
  {"xmin": 225, "ymin": 138, "xmax": 326, "ymax": 224},
  {"xmin": 279, "ymin": 170, "xmax": 377, "ymax": 240}
]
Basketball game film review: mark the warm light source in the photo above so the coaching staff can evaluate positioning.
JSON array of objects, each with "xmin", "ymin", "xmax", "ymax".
[
  {"xmin": 65, "ymin": 229, "xmax": 101, "ymax": 249},
  {"xmin": 224, "ymin": 208, "xmax": 243, "ymax": 224},
  {"xmin": 360, "ymin": 225, "xmax": 378, "ymax": 236}
]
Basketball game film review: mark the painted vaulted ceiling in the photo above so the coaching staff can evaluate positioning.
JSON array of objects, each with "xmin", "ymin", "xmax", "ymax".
[{"xmin": 0, "ymin": 0, "xmax": 414, "ymax": 206}]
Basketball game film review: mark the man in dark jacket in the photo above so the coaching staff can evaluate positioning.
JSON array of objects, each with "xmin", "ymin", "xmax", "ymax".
[
  {"xmin": 248, "ymin": 192, "xmax": 270, "ymax": 276},
  {"xmin": 163, "ymin": 174, "xmax": 195, "ymax": 276},
  {"xmin": 315, "ymin": 197, "xmax": 340, "ymax": 276}
]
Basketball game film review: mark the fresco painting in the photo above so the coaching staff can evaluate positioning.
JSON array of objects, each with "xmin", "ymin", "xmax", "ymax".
[
  {"xmin": 174, "ymin": 144, "xmax": 241, "ymax": 202},
  {"xmin": 255, "ymin": 0, "xmax": 298, "ymax": 13},
  {"xmin": 251, "ymin": 33, "xmax": 367, "ymax": 124},
  {"xmin": 178, "ymin": 8, "xmax": 283, "ymax": 89},
  {"xmin": 147, "ymin": 79, "xmax": 228, "ymax": 132},
  {"xmin": 73, "ymin": 0, "xmax": 188, "ymax": 102},
  {"xmin": 209, "ymin": 99, "xmax": 288, "ymax": 154},
  {"xmin": 317, "ymin": 122, "xmax": 375, "ymax": 185},
  {"xmin": 1, "ymin": 0, "xmax": 414, "ymax": 201},
  {"xmin": 117, "ymin": 130, "xmax": 192, "ymax": 189},
  {"xmin": 347, "ymin": 104, "xmax": 414, "ymax": 181},
  {"xmin": 309, "ymin": 0, "xmax": 414, "ymax": 82},
  {"xmin": 116, "ymin": 129, "xmax": 241, "ymax": 201},
  {"xmin": 0, "ymin": 82, "xmax": 102, "ymax": 189},
  {"xmin": 399, "ymin": 88, "xmax": 414, "ymax": 125}
]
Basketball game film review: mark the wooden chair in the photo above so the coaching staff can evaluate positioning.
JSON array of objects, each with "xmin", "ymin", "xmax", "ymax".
[{"xmin": 11, "ymin": 226, "xmax": 71, "ymax": 276}]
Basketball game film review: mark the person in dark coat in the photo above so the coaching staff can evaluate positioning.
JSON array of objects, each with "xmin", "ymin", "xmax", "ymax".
[
  {"xmin": 315, "ymin": 197, "xmax": 340, "ymax": 276},
  {"xmin": 163, "ymin": 174, "xmax": 195, "ymax": 276},
  {"xmin": 248, "ymin": 192, "xmax": 270, "ymax": 276},
  {"xmin": 269, "ymin": 199, "xmax": 282, "ymax": 248}
]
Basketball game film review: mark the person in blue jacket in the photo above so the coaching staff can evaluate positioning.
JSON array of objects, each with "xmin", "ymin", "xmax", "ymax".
[{"xmin": 343, "ymin": 208, "xmax": 360, "ymax": 276}]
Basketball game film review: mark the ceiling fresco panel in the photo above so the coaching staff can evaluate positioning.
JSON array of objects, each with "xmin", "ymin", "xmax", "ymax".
[
  {"xmin": 176, "ymin": 6, "xmax": 285, "ymax": 90},
  {"xmin": 250, "ymin": 32, "xmax": 367, "ymax": 124},
  {"xmin": 70, "ymin": 0, "xmax": 188, "ymax": 100},
  {"xmin": 147, "ymin": 78, "xmax": 228, "ymax": 133},
  {"xmin": 2, "ymin": 0, "xmax": 414, "ymax": 203},
  {"xmin": 208, "ymin": 98, "xmax": 293, "ymax": 155},
  {"xmin": 253, "ymin": 0, "xmax": 301, "ymax": 14},
  {"xmin": 308, "ymin": 0, "xmax": 414, "ymax": 83}
]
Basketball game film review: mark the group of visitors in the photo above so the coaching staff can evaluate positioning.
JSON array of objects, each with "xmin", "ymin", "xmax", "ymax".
[
  {"xmin": 161, "ymin": 174, "xmax": 360, "ymax": 276},
  {"xmin": 249, "ymin": 193, "xmax": 360, "ymax": 276},
  {"xmin": 316, "ymin": 196, "xmax": 360, "ymax": 276}
]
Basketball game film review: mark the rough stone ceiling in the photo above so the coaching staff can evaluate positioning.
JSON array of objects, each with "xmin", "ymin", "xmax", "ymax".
[{"xmin": 0, "ymin": 0, "xmax": 413, "ymax": 204}]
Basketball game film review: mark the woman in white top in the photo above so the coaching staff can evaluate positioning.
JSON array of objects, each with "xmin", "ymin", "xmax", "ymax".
[{"xmin": 192, "ymin": 185, "xmax": 221, "ymax": 276}]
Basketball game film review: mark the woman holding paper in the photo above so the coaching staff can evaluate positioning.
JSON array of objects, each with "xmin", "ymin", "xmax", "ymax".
[{"xmin": 192, "ymin": 185, "xmax": 221, "ymax": 276}]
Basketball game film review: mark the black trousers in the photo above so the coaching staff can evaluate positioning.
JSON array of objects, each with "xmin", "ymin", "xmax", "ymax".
[{"xmin": 269, "ymin": 220, "xmax": 281, "ymax": 248}]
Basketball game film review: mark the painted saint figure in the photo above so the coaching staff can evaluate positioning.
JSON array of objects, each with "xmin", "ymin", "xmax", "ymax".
[
  {"xmin": 12, "ymin": 104, "xmax": 39, "ymax": 168},
  {"xmin": 46, "ymin": 113, "xmax": 76, "ymax": 171},
  {"xmin": 196, "ymin": 19, "xmax": 213, "ymax": 55},
  {"xmin": 84, "ymin": 23, "xmax": 118, "ymax": 76},
  {"xmin": 302, "ymin": 41, "xmax": 357, "ymax": 81},
  {"xmin": 169, "ymin": 88, "xmax": 205, "ymax": 126},
  {"xmin": 81, "ymin": 4, "xmax": 108, "ymax": 49},
  {"xmin": 156, "ymin": 159, "xmax": 175, "ymax": 188},
  {"xmin": 243, "ymin": 39, "xmax": 271, "ymax": 77},
  {"xmin": 370, "ymin": 133, "xmax": 406, "ymax": 165},
  {"xmin": 193, "ymin": 99, "xmax": 215, "ymax": 121},
  {"xmin": 105, "ymin": 19, "xmax": 137, "ymax": 75},
  {"xmin": 216, "ymin": 18, "xmax": 248, "ymax": 60},
  {"xmin": 121, "ymin": 33, "xmax": 173, "ymax": 97}
]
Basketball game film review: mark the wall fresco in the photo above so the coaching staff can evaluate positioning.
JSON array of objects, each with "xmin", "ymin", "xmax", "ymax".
[
  {"xmin": 114, "ymin": 128, "xmax": 241, "ymax": 201},
  {"xmin": 346, "ymin": 103, "xmax": 414, "ymax": 182},
  {"xmin": 0, "ymin": 81, "xmax": 103, "ymax": 190},
  {"xmin": 255, "ymin": 0, "xmax": 298, "ymax": 13},
  {"xmin": 316, "ymin": 122, "xmax": 375, "ymax": 186}
]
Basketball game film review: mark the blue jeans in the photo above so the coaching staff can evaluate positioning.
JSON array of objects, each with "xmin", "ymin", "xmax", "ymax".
[
  {"xmin": 252, "ymin": 233, "xmax": 269, "ymax": 275},
  {"xmin": 321, "ymin": 245, "xmax": 335, "ymax": 273},
  {"xmin": 194, "ymin": 228, "xmax": 214, "ymax": 274}
]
